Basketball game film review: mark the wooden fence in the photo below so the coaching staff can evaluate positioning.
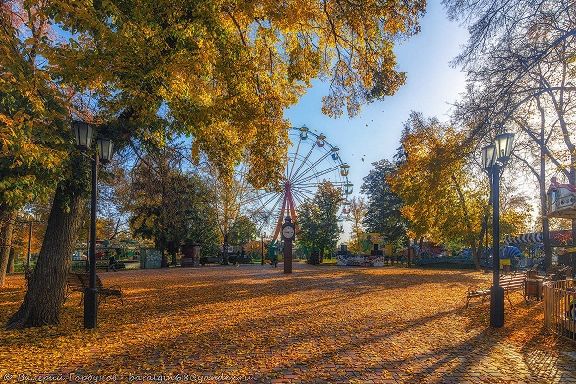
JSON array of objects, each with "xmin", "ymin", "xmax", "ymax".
[{"xmin": 543, "ymin": 279, "xmax": 576, "ymax": 341}]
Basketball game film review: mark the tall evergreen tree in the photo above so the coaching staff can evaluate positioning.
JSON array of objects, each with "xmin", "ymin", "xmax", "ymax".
[
  {"xmin": 361, "ymin": 160, "xmax": 407, "ymax": 247},
  {"xmin": 297, "ymin": 182, "xmax": 342, "ymax": 262}
]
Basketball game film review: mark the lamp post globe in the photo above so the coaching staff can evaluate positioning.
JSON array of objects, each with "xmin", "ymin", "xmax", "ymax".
[
  {"xmin": 481, "ymin": 144, "xmax": 496, "ymax": 171},
  {"xmin": 72, "ymin": 120, "xmax": 93, "ymax": 149},
  {"xmin": 494, "ymin": 133, "xmax": 515, "ymax": 162},
  {"xmin": 97, "ymin": 138, "xmax": 114, "ymax": 163}
]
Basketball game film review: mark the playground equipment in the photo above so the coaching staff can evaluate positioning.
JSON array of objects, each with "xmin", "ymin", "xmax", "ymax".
[{"xmin": 548, "ymin": 177, "xmax": 576, "ymax": 218}]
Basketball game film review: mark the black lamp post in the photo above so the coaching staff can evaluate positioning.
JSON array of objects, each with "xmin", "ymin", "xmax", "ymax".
[
  {"xmin": 282, "ymin": 216, "xmax": 295, "ymax": 274},
  {"xmin": 260, "ymin": 232, "xmax": 266, "ymax": 265},
  {"xmin": 481, "ymin": 132, "xmax": 514, "ymax": 328},
  {"xmin": 72, "ymin": 121, "xmax": 114, "ymax": 329},
  {"xmin": 25, "ymin": 211, "xmax": 36, "ymax": 273}
]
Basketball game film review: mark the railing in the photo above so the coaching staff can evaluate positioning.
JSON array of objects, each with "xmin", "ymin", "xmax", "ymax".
[
  {"xmin": 414, "ymin": 255, "xmax": 473, "ymax": 266},
  {"xmin": 543, "ymin": 279, "xmax": 576, "ymax": 341}
]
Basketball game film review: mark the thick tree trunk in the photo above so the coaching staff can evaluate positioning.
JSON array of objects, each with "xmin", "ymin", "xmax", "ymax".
[
  {"xmin": 0, "ymin": 210, "xmax": 17, "ymax": 287},
  {"xmin": 6, "ymin": 180, "xmax": 85, "ymax": 329},
  {"xmin": 167, "ymin": 241, "xmax": 178, "ymax": 266}
]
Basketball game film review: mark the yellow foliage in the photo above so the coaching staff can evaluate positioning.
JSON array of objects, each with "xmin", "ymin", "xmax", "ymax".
[
  {"xmin": 389, "ymin": 114, "xmax": 483, "ymax": 247},
  {"xmin": 44, "ymin": 0, "xmax": 425, "ymax": 186}
]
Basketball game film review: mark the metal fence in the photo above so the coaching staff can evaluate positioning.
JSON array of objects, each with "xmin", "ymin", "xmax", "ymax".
[{"xmin": 543, "ymin": 279, "xmax": 576, "ymax": 341}]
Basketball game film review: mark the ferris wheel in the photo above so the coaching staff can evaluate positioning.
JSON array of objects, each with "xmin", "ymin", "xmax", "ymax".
[{"xmin": 246, "ymin": 126, "xmax": 353, "ymax": 242}]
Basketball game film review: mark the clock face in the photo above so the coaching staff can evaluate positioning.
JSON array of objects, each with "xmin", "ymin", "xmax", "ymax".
[{"xmin": 282, "ymin": 226, "xmax": 295, "ymax": 239}]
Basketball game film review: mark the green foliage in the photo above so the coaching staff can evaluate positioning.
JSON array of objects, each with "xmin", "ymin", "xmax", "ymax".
[
  {"xmin": 361, "ymin": 160, "xmax": 407, "ymax": 246},
  {"xmin": 228, "ymin": 215, "xmax": 257, "ymax": 246},
  {"xmin": 126, "ymin": 147, "xmax": 219, "ymax": 256},
  {"xmin": 297, "ymin": 181, "xmax": 342, "ymax": 258}
]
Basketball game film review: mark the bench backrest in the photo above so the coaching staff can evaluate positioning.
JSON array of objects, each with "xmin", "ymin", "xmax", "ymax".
[
  {"xmin": 67, "ymin": 273, "xmax": 86, "ymax": 289},
  {"xmin": 500, "ymin": 274, "xmax": 525, "ymax": 289},
  {"xmin": 68, "ymin": 273, "xmax": 105, "ymax": 289}
]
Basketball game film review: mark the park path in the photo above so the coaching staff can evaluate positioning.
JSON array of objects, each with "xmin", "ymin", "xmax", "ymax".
[{"xmin": 1, "ymin": 263, "xmax": 575, "ymax": 383}]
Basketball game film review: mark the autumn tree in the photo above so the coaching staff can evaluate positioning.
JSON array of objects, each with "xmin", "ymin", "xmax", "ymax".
[
  {"xmin": 6, "ymin": 0, "xmax": 426, "ymax": 327},
  {"xmin": 446, "ymin": 0, "xmax": 576, "ymax": 269},
  {"xmin": 389, "ymin": 113, "xmax": 486, "ymax": 266},
  {"xmin": 125, "ymin": 143, "xmax": 219, "ymax": 266},
  {"xmin": 390, "ymin": 113, "xmax": 532, "ymax": 267},
  {"xmin": 0, "ymin": 1, "xmax": 70, "ymax": 286},
  {"xmin": 203, "ymin": 163, "xmax": 262, "ymax": 264},
  {"xmin": 50, "ymin": 0, "xmax": 427, "ymax": 185},
  {"xmin": 361, "ymin": 160, "xmax": 407, "ymax": 248},
  {"xmin": 347, "ymin": 197, "xmax": 368, "ymax": 254},
  {"xmin": 297, "ymin": 181, "xmax": 342, "ymax": 262}
]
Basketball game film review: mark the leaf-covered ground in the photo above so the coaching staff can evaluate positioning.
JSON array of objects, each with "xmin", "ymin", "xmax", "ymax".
[{"xmin": 1, "ymin": 263, "xmax": 575, "ymax": 383}]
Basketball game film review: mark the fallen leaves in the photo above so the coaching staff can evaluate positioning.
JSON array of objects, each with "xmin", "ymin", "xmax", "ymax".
[{"xmin": 0, "ymin": 265, "xmax": 574, "ymax": 383}]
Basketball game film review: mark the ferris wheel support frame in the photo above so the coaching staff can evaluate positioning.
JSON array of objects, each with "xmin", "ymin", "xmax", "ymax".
[{"xmin": 255, "ymin": 126, "xmax": 352, "ymax": 243}]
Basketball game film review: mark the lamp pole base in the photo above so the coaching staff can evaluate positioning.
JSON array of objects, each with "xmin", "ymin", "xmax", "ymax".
[
  {"xmin": 490, "ymin": 285, "xmax": 504, "ymax": 328},
  {"xmin": 83, "ymin": 287, "xmax": 98, "ymax": 329}
]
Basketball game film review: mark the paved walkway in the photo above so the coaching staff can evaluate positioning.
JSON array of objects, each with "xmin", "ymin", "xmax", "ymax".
[{"xmin": 1, "ymin": 263, "xmax": 575, "ymax": 383}]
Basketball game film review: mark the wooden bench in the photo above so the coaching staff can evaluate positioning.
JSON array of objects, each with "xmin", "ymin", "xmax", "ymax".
[
  {"xmin": 66, "ymin": 273, "xmax": 124, "ymax": 305},
  {"xmin": 65, "ymin": 273, "xmax": 86, "ymax": 303},
  {"xmin": 466, "ymin": 273, "xmax": 525, "ymax": 308}
]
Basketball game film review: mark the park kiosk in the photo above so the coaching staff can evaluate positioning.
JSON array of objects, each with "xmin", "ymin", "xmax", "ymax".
[{"xmin": 544, "ymin": 178, "xmax": 576, "ymax": 341}]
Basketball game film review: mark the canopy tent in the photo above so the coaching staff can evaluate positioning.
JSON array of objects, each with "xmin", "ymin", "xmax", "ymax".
[{"xmin": 505, "ymin": 230, "xmax": 572, "ymax": 246}]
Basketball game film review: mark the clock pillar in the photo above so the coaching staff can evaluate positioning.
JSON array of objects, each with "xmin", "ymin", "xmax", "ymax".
[{"xmin": 282, "ymin": 216, "xmax": 294, "ymax": 274}]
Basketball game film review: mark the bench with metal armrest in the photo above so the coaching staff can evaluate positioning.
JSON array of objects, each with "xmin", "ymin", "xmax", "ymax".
[
  {"xmin": 466, "ymin": 273, "xmax": 525, "ymax": 308},
  {"xmin": 65, "ymin": 272, "xmax": 123, "ymax": 305}
]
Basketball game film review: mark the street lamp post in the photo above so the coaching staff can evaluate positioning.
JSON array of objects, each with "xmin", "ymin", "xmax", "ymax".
[
  {"xmin": 72, "ymin": 121, "xmax": 114, "ymax": 329},
  {"xmin": 260, "ymin": 233, "xmax": 266, "ymax": 266},
  {"xmin": 481, "ymin": 132, "xmax": 514, "ymax": 328},
  {"xmin": 26, "ymin": 219, "xmax": 32, "ymax": 271},
  {"xmin": 281, "ymin": 216, "xmax": 295, "ymax": 274}
]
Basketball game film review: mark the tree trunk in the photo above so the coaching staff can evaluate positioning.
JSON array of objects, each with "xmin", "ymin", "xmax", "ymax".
[
  {"xmin": 540, "ymin": 154, "xmax": 553, "ymax": 271},
  {"xmin": 168, "ymin": 241, "xmax": 177, "ymax": 266},
  {"xmin": 0, "ymin": 209, "xmax": 17, "ymax": 287},
  {"xmin": 7, "ymin": 247, "xmax": 15, "ymax": 274},
  {"xmin": 571, "ymin": 168, "xmax": 576, "ymax": 254},
  {"xmin": 6, "ymin": 179, "xmax": 85, "ymax": 329},
  {"xmin": 477, "ymin": 210, "xmax": 489, "ymax": 270},
  {"xmin": 222, "ymin": 233, "xmax": 229, "ymax": 265},
  {"xmin": 451, "ymin": 174, "xmax": 480, "ymax": 270},
  {"xmin": 160, "ymin": 247, "xmax": 169, "ymax": 268}
]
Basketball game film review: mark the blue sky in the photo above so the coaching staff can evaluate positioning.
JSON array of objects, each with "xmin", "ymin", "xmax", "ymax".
[{"xmin": 285, "ymin": 2, "xmax": 469, "ymax": 195}]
